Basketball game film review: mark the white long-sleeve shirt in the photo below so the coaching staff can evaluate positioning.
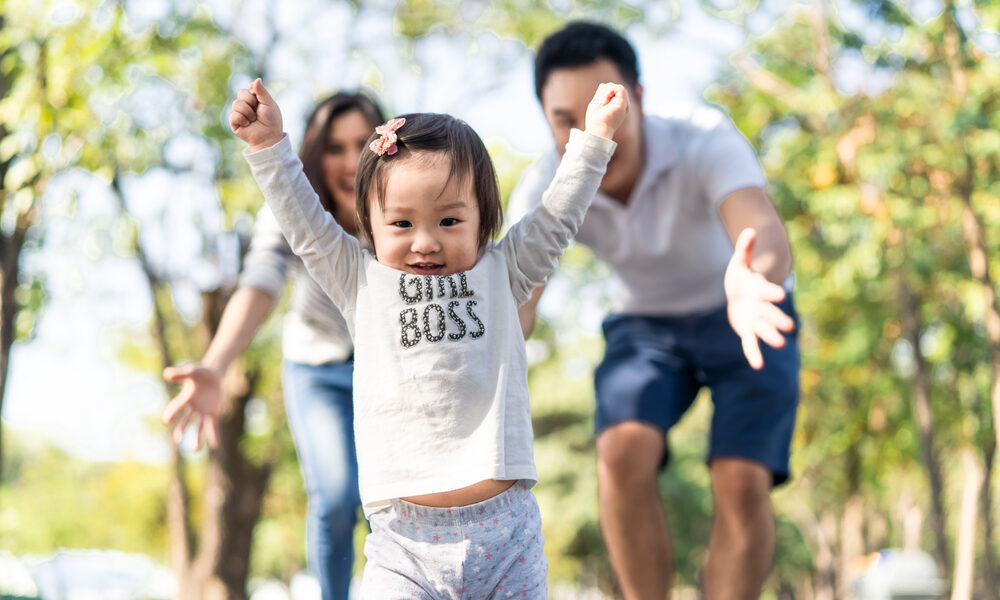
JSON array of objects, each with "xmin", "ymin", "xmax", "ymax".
[
  {"xmin": 238, "ymin": 205, "xmax": 354, "ymax": 365},
  {"xmin": 246, "ymin": 129, "xmax": 615, "ymax": 516}
]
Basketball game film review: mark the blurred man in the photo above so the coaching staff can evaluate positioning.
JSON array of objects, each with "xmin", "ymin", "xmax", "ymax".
[{"xmin": 508, "ymin": 22, "xmax": 799, "ymax": 599}]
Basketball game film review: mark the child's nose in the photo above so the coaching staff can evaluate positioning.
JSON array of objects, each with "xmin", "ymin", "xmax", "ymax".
[{"xmin": 411, "ymin": 228, "xmax": 441, "ymax": 254}]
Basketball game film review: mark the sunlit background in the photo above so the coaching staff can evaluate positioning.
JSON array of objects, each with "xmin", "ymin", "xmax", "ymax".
[{"xmin": 2, "ymin": 0, "xmax": 1000, "ymax": 598}]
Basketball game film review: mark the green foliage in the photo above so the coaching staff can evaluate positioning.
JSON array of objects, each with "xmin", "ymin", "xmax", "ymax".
[
  {"xmin": 708, "ymin": 0, "xmax": 1000, "ymax": 590},
  {"xmin": 0, "ymin": 430, "xmax": 170, "ymax": 559},
  {"xmin": 528, "ymin": 333, "xmax": 605, "ymax": 583},
  {"xmin": 11, "ymin": 0, "xmax": 1000, "ymax": 594},
  {"xmin": 1, "ymin": 0, "xmax": 305, "ymax": 586},
  {"xmin": 394, "ymin": 0, "xmax": 646, "ymax": 48}
]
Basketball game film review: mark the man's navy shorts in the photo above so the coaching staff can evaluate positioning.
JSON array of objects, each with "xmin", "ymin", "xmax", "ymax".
[{"xmin": 594, "ymin": 294, "xmax": 800, "ymax": 485}]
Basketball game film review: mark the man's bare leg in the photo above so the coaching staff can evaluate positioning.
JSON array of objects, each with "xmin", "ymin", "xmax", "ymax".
[
  {"xmin": 597, "ymin": 421, "xmax": 671, "ymax": 600},
  {"xmin": 703, "ymin": 458, "xmax": 775, "ymax": 599}
]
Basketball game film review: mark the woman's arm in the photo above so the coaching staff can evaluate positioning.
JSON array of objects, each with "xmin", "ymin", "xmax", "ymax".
[{"xmin": 161, "ymin": 286, "xmax": 277, "ymax": 448}]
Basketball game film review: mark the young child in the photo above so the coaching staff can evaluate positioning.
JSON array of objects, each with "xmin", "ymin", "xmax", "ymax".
[{"xmin": 228, "ymin": 78, "xmax": 627, "ymax": 598}]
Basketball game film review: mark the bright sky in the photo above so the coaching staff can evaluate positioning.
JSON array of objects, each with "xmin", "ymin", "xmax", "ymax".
[{"xmin": 4, "ymin": 1, "xmax": 748, "ymax": 464}]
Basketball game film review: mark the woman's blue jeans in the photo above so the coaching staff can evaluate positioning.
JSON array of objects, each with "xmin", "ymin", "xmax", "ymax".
[{"xmin": 283, "ymin": 359, "xmax": 360, "ymax": 600}]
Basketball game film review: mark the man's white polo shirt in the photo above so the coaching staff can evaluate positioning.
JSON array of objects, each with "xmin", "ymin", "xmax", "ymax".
[{"xmin": 508, "ymin": 106, "xmax": 769, "ymax": 316}]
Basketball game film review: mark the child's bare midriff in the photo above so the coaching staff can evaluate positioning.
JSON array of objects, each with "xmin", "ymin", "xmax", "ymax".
[{"xmin": 402, "ymin": 479, "xmax": 517, "ymax": 507}]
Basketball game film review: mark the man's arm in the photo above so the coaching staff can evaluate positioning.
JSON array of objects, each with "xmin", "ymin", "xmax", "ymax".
[
  {"xmin": 518, "ymin": 285, "xmax": 545, "ymax": 339},
  {"xmin": 717, "ymin": 186, "xmax": 795, "ymax": 370},
  {"xmin": 718, "ymin": 186, "xmax": 792, "ymax": 284}
]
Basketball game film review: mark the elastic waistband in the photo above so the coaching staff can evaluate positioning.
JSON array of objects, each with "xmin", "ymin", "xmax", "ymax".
[{"xmin": 387, "ymin": 481, "xmax": 532, "ymax": 527}]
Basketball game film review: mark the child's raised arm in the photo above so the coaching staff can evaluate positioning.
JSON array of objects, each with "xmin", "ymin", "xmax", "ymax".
[
  {"xmin": 584, "ymin": 82, "xmax": 629, "ymax": 141},
  {"xmin": 502, "ymin": 82, "xmax": 625, "ymax": 304},
  {"xmin": 236, "ymin": 79, "xmax": 362, "ymax": 315},
  {"xmin": 229, "ymin": 78, "xmax": 285, "ymax": 153}
]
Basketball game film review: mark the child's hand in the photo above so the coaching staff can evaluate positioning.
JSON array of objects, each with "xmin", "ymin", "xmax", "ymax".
[
  {"xmin": 584, "ymin": 82, "xmax": 629, "ymax": 141},
  {"xmin": 229, "ymin": 78, "xmax": 284, "ymax": 152}
]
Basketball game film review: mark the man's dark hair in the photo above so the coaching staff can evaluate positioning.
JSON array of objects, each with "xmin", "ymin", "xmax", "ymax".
[
  {"xmin": 534, "ymin": 21, "xmax": 640, "ymax": 101},
  {"xmin": 355, "ymin": 113, "xmax": 502, "ymax": 250}
]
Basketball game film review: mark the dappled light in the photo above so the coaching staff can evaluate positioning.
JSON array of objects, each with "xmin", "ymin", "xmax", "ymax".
[{"xmin": 2, "ymin": 0, "xmax": 1000, "ymax": 598}]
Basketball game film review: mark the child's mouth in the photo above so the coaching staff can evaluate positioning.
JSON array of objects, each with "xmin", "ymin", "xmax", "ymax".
[{"xmin": 409, "ymin": 263, "xmax": 444, "ymax": 275}]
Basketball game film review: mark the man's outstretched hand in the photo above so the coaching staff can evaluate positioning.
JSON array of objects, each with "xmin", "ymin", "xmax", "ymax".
[{"xmin": 724, "ymin": 228, "xmax": 796, "ymax": 370}]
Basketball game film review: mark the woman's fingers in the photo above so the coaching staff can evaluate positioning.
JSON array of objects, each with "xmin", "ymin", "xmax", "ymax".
[
  {"xmin": 161, "ymin": 386, "xmax": 192, "ymax": 424},
  {"xmin": 172, "ymin": 406, "xmax": 194, "ymax": 444}
]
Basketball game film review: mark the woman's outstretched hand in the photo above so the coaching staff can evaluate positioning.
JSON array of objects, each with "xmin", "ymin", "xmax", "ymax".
[{"xmin": 161, "ymin": 363, "xmax": 223, "ymax": 449}]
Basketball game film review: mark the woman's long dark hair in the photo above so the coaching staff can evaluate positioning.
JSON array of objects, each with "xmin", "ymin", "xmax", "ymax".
[{"xmin": 299, "ymin": 91, "xmax": 385, "ymax": 216}]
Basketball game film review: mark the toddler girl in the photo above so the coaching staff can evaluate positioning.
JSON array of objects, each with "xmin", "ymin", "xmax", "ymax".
[{"xmin": 228, "ymin": 78, "xmax": 626, "ymax": 598}]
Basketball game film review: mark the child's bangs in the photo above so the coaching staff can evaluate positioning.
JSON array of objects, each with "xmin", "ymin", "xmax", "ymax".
[{"xmin": 355, "ymin": 113, "xmax": 502, "ymax": 246}]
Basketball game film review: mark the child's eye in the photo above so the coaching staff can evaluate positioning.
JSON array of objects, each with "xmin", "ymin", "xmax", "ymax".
[
  {"xmin": 392, "ymin": 220, "xmax": 412, "ymax": 228},
  {"xmin": 440, "ymin": 218, "xmax": 459, "ymax": 227}
]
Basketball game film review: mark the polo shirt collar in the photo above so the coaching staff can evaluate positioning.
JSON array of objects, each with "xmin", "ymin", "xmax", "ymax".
[
  {"xmin": 640, "ymin": 113, "xmax": 683, "ymax": 180},
  {"xmin": 593, "ymin": 114, "xmax": 681, "ymax": 209}
]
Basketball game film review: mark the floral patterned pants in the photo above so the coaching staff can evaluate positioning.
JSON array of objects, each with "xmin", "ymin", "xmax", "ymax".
[{"xmin": 359, "ymin": 481, "xmax": 547, "ymax": 599}]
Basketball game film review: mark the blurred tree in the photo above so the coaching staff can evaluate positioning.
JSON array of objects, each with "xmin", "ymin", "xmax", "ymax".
[
  {"xmin": 0, "ymin": 429, "xmax": 172, "ymax": 556},
  {"xmin": 20, "ymin": 0, "xmax": 1000, "ymax": 597},
  {"xmin": 0, "ymin": 0, "xmax": 96, "ymax": 474},
  {"xmin": 0, "ymin": 0, "xmax": 287, "ymax": 596},
  {"xmin": 707, "ymin": 0, "xmax": 1000, "ymax": 595},
  {"xmin": 96, "ymin": 3, "xmax": 279, "ymax": 597}
]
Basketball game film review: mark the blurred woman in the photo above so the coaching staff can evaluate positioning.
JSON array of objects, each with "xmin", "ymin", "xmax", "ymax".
[{"xmin": 162, "ymin": 91, "xmax": 385, "ymax": 599}]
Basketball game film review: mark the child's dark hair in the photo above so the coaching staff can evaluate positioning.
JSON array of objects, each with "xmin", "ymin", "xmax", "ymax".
[
  {"xmin": 355, "ymin": 113, "xmax": 502, "ymax": 249},
  {"xmin": 300, "ymin": 91, "xmax": 385, "ymax": 216},
  {"xmin": 534, "ymin": 21, "xmax": 640, "ymax": 101}
]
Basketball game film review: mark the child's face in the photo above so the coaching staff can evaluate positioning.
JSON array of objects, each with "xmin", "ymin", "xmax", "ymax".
[{"xmin": 369, "ymin": 152, "xmax": 481, "ymax": 276}]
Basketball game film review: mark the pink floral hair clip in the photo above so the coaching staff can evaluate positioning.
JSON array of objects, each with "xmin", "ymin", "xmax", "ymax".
[{"xmin": 369, "ymin": 117, "xmax": 406, "ymax": 156}]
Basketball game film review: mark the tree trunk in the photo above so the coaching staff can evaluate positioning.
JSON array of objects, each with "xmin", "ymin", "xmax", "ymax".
[
  {"xmin": 797, "ymin": 579, "xmax": 816, "ymax": 600},
  {"xmin": 186, "ymin": 372, "xmax": 270, "ymax": 599},
  {"xmin": 899, "ymin": 492, "xmax": 923, "ymax": 554},
  {"xmin": 980, "ymin": 442, "xmax": 997, "ymax": 600},
  {"xmin": 951, "ymin": 448, "xmax": 984, "ymax": 600},
  {"xmin": 898, "ymin": 274, "xmax": 950, "ymax": 573},
  {"xmin": 784, "ymin": 499, "xmax": 836, "ymax": 600},
  {"xmin": 112, "ymin": 174, "xmax": 195, "ymax": 576},
  {"xmin": 838, "ymin": 417, "xmax": 865, "ymax": 598},
  {"xmin": 956, "ymin": 169, "xmax": 1000, "ymax": 469},
  {"xmin": 170, "ymin": 290, "xmax": 271, "ymax": 599},
  {"xmin": 0, "ymin": 11, "xmax": 21, "ymax": 479},
  {"xmin": 166, "ymin": 442, "xmax": 193, "ymax": 578},
  {"xmin": 944, "ymin": 18, "xmax": 1000, "ymax": 579},
  {"xmin": 840, "ymin": 494, "xmax": 864, "ymax": 598},
  {"xmin": 113, "ymin": 176, "xmax": 271, "ymax": 598},
  {"xmin": 0, "ymin": 223, "xmax": 27, "ymax": 474}
]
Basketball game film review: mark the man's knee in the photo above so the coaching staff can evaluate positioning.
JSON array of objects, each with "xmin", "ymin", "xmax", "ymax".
[
  {"xmin": 710, "ymin": 458, "xmax": 773, "ymax": 524},
  {"xmin": 596, "ymin": 421, "xmax": 665, "ymax": 489}
]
